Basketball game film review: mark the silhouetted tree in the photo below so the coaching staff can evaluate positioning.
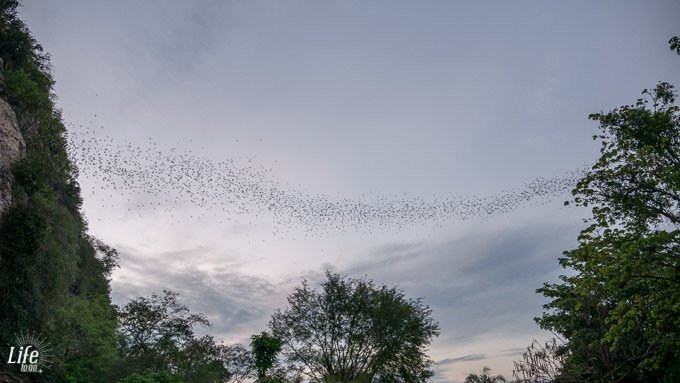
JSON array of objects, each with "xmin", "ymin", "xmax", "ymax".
[
  {"xmin": 465, "ymin": 367, "xmax": 506, "ymax": 383},
  {"xmin": 269, "ymin": 271, "xmax": 439, "ymax": 383},
  {"xmin": 116, "ymin": 290, "xmax": 245, "ymax": 383},
  {"xmin": 513, "ymin": 338, "xmax": 566, "ymax": 383}
]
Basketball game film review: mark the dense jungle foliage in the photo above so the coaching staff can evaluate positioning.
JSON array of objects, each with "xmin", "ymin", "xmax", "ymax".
[{"xmin": 0, "ymin": 0, "xmax": 119, "ymax": 381}]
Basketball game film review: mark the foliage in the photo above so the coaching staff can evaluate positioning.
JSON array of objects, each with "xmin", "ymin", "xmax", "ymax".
[
  {"xmin": 537, "ymin": 40, "xmax": 680, "ymax": 382},
  {"xmin": 670, "ymin": 36, "xmax": 680, "ymax": 55},
  {"xmin": 116, "ymin": 290, "xmax": 209, "ymax": 378},
  {"xmin": 251, "ymin": 332, "xmax": 283, "ymax": 382},
  {"xmin": 174, "ymin": 335, "xmax": 233, "ymax": 383},
  {"xmin": 117, "ymin": 290, "xmax": 210, "ymax": 357},
  {"xmin": 0, "ymin": 197, "xmax": 79, "ymax": 336},
  {"xmin": 464, "ymin": 367, "xmax": 506, "ymax": 383},
  {"xmin": 0, "ymin": 1, "xmax": 121, "ymax": 381},
  {"xmin": 269, "ymin": 271, "xmax": 440, "ymax": 383},
  {"xmin": 116, "ymin": 290, "xmax": 252, "ymax": 383},
  {"xmin": 513, "ymin": 338, "xmax": 566, "ymax": 383},
  {"xmin": 53, "ymin": 295, "xmax": 119, "ymax": 382},
  {"xmin": 222, "ymin": 343, "xmax": 256, "ymax": 383},
  {"xmin": 120, "ymin": 370, "xmax": 185, "ymax": 383}
]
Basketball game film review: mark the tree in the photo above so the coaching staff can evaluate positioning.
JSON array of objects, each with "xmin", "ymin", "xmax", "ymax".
[
  {"xmin": 269, "ymin": 271, "xmax": 440, "ymax": 383},
  {"xmin": 251, "ymin": 332, "xmax": 283, "ymax": 382},
  {"xmin": 222, "ymin": 343, "xmax": 255, "ymax": 383},
  {"xmin": 464, "ymin": 367, "xmax": 506, "ymax": 383},
  {"xmin": 513, "ymin": 338, "xmax": 566, "ymax": 383},
  {"xmin": 670, "ymin": 36, "xmax": 680, "ymax": 55},
  {"xmin": 116, "ymin": 290, "xmax": 209, "ymax": 361},
  {"xmin": 537, "ymin": 39, "xmax": 680, "ymax": 382},
  {"xmin": 116, "ymin": 290, "xmax": 249, "ymax": 383}
]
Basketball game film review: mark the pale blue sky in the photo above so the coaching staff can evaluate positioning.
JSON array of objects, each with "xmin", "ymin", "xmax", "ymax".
[{"xmin": 21, "ymin": 1, "xmax": 680, "ymax": 381}]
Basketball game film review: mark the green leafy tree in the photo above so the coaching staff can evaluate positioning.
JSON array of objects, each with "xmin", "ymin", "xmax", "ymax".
[
  {"xmin": 537, "ymin": 39, "xmax": 680, "ymax": 382},
  {"xmin": 269, "ymin": 271, "xmax": 440, "ymax": 383},
  {"xmin": 116, "ymin": 290, "xmax": 210, "ymax": 359},
  {"xmin": 251, "ymin": 332, "xmax": 283, "ymax": 382},
  {"xmin": 465, "ymin": 367, "xmax": 506, "ymax": 383},
  {"xmin": 116, "ymin": 290, "xmax": 252, "ymax": 383},
  {"xmin": 116, "ymin": 290, "xmax": 211, "ymax": 381},
  {"xmin": 54, "ymin": 295, "xmax": 119, "ymax": 382}
]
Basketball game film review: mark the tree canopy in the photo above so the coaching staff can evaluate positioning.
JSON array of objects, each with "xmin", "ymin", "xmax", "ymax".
[
  {"xmin": 464, "ymin": 367, "xmax": 506, "ymax": 383},
  {"xmin": 512, "ymin": 338, "xmax": 565, "ymax": 383},
  {"xmin": 269, "ymin": 271, "xmax": 440, "ymax": 383},
  {"xmin": 536, "ymin": 39, "xmax": 680, "ymax": 382},
  {"xmin": 251, "ymin": 331, "xmax": 284, "ymax": 382},
  {"xmin": 116, "ymin": 290, "xmax": 254, "ymax": 383}
]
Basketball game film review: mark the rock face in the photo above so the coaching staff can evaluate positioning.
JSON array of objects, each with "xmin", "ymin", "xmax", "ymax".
[{"xmin": 0, "ymin": 97, "xmax": 25, "ymax": 215}]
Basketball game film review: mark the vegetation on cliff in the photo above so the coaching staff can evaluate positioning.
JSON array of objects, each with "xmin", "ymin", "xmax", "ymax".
[{"xmin": 0, "ymin": 0, "xmax": 119, "ymax": 381}]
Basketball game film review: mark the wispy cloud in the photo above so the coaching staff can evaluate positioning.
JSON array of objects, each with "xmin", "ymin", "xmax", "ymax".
[
  {"xmin": 110, "ymin": 245, "xmax": 291, "ymax": 341},
  {"xmin": 344, "ymin": 218, "xmax": 580, "ymax": 341},
  {"xmin": 438, "ymin": 354, "xmax": 487, "ymax": 365}
]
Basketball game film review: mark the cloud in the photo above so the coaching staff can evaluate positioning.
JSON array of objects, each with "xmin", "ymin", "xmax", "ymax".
[
  {"xmin": 106, "ymin": 214, "xmax": 582, "ymax": 358},
  {"xmin": 344, "ymin": 218, "xmax": 581, "ymax": 345},
  {"xmin": 438, "ymin": 354, "xmax": 487, "ymax": 365},
  {"xmin": 107, "ymin": 215, "xmax": 579, "ymax": 348},
  {"xmin": 110, "ymin": 245, "xmax": 291, "ymax": 341},
  {"xmin": 497, "ymin": 347, "xmax": 527, "ymax": 357}
]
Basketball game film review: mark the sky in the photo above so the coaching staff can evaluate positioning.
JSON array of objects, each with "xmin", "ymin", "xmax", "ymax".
[{"xmin": 20, "ymin": 1, "xmax": 680, "ymax": 382}]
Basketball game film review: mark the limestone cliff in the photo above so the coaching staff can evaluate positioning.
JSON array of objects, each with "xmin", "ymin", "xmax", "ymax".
[{"xmin": 0, "ymin": 96, "xmax": 25, "ymax": 215}]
